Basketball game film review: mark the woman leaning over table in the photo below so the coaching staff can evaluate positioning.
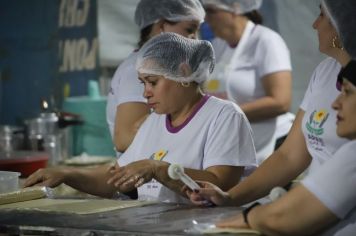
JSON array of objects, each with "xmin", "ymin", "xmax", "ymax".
[
  {"xmin": 25, "ymin": 33, "xmax": 257, "ymax": 203},
  {"xmin": 106, "ymin": 0, "xmax": 206, "ymax": 154},
  {"xmin": 186, "ymin": 0, "xmax": 355, "ymax": 210},
  {"xmin": 215, "ymin": 60, "xmax": 356, "ymax": 235}
]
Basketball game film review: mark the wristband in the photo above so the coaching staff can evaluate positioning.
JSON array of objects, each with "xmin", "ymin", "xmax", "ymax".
[{"xmin": 242, "ymin": 202, "xmax": 261, "ymax": 226}]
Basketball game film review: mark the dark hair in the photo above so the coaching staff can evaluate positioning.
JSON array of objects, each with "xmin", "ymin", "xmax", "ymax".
[
  {"xmin": 138, "ymin": 24, "xmax": 154, "ymax": 48},
  {"xmin": 137, "ymin": 20, "xmax": 179, "ymax": 48},
  {"xmin": 244, "ymin": 10, "xmax": 263, "ymax": 24},
  {"xmin": 336, "ymin": 60, "xmax": 356, "ymax": 91}
]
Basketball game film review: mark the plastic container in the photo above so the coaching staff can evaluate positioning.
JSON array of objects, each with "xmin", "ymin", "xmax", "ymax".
[{"xmin": 0, "ymin": 171, "xmax": 20, "ymax": 193}]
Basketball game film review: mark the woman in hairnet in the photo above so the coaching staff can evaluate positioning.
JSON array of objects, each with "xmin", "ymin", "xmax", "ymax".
[
  {"xmin": 25, "ymin": 33, "xmax": 257, "ymax": 203},
  {"xmin": 214, "ymin": 61, "xmax": 356, "ymax": 235},
  {"xmin": 106, "ymin": 0, "xmax": 205, "ymax": 154},
  {"xmin": 200, "ymin": 0, "xmax": 294, "ymax": 164},
  {"xmin": 185, "ymin": 0, "xmax": 356, "ymax": 232}
]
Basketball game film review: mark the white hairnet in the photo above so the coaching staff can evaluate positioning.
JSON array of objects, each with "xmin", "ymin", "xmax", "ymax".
[
  {"xmin": 201, "ymin": 0, "xmax": 262, "ymax": 14},
  {"xmin": 136, "ymin": 32, "xmax": 215, "ymax": 84},
  {"xmin": 322, "ymin": 0, "xmax": 356, "ymax": 59},
  {"xmin": 134, "ymin": 0, "xmax": 205, "ymax": 30}
]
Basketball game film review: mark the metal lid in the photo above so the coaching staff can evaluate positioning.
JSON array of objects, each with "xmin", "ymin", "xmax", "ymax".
[{"xmin": 39, "ymin": 112, "xmax": 59, "ymax": 122}]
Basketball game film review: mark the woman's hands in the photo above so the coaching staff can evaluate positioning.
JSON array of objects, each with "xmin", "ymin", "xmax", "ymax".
[
  {"xmin": 23, "ymin": 167, "xmax": 68, "ymax": 188},
  {"xmin": 184, "ymin": 181, "xmax": 232, "ymax": 206},
  {"xmin": 107, "ymin": 160, "xmax": 157, "ymax": 191},
  {"xmin": 184, "ymin": 180, "xmax": 251, "ymax": 230}
]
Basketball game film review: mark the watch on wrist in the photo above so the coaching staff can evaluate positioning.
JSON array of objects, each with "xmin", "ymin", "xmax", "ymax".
[{"xmin": 242, "ymin": 202, "xmax": 261, "ymax": 226}]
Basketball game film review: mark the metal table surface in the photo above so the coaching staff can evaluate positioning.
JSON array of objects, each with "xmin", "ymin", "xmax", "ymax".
[{"xmin": 0, "ymin": 202, "xmax": 247, "ymax": 235}]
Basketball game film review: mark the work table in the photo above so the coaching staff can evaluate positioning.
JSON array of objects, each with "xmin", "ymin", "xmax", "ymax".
[{"xmin": 0, "ymin": 201, "xmax": 248, "ymax": 235}]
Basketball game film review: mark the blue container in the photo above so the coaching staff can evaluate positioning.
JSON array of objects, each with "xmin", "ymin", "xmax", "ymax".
[
  {"xmin": 63, "ymin": 95, "xmax": 115, "ymax": 157},
  {"xmin": 200, "ymin": 22, "xmax": 215, "ymax": 42}
]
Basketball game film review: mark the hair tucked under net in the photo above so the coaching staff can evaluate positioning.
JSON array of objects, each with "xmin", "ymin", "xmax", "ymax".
[
  {"xmin": 322, "ymin": 0, "xmax": 356, "ymax": 59},
  {"xmin": 136, "ymin": 33, "xmax": 215, "ymax": 84},
  {"xmin": 134, "ymin": 0, "xmax": 205, "ymax": 30},
  {"xmin": 201, "ymin": 0, "xmax": 262, "ymax": 14}
]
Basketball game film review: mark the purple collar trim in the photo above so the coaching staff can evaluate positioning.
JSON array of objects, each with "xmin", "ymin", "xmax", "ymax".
[{"xmin": 166, "ymin": 95, "xmax": 210, "ymax": 133}]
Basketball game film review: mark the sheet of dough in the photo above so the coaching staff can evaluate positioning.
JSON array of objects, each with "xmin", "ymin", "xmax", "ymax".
[
  {"xmin": 0, "ymin": 198, "xmax": 155, "ymax": 214},
  {"xmin": 0, "ymin": 186, "xmax": 47, "ymax": 205},
  {"xmin": 203, "ymin": 227, "xmax": 261, "ymax": 235}
]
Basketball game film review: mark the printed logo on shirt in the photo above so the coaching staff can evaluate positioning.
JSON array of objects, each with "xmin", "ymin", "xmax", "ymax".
[
  {"xmin": 306, "ymin": 109, "xmax": 329, "ymax": 136},
  {"xmin": 305, "ymin": 109, "xmax": 329, "ymax": 151},
  {"xmin": 144, "ymin": 179, "xmax": 159, "ymax": 190},
  {"xmin": 204, "ymin": 79, "xmax": 220, "ymax": 92},
  {"xmin": 149, "ymin": 149, "xmax": 168, "ymax": 161}
]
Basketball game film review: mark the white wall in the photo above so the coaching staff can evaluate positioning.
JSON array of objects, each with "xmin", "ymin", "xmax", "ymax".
[
  {"xmin": 98, "ymin": 0, "xmax": 140, "ymax": 67},
  {"xmin": 267, "ymin": 0, "xmax": 325, "ymax": 112}
]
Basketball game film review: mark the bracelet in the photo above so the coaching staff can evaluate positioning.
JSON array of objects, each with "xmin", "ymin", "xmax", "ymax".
[{"xmin": 242, "ymin": 202, "xmax": 261, "ymax": 226}]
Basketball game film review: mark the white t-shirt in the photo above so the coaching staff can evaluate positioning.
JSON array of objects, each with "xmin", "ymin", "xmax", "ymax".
[
  {"xmin": 118, "ymin": 96, "xmax": 257, "ymax": 203},
  {"xmin": 300, "ymin": 58, "xmax": 348, "ymax": 174},
  {"xmin": 205, "ymin": 21, "xmax": 292, "ymax": 163},
  {"xmin": 106, "ymin": 51, "xmax": 146, "ymax": 138},
  {"xmin": 302, "ymin": 141, "xmax": 356, "ymax": 236}
]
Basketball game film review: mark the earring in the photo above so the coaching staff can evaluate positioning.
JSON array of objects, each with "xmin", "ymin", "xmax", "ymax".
[
  {"xmin": 332, "ymin": 36, "xmax": 344, "ymax": 50},
  {"xmin": 181, "ymin": 81, "xmax": 190, "ymax": 87}
]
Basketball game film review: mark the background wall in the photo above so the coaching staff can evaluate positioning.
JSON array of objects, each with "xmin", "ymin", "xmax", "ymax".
[
  {"xmin": 271, "ymin": 0, "xmax": 325, "ymax": 112},
  {"xmin": 0, "ymin": 0, "xmax": 99, "ymax": 125},
  {"xmin": 98, "ymin": 0, "xmax": 140, "ymax": 67}
]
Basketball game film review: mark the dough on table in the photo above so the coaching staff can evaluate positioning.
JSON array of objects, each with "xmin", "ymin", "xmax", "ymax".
[
  {"xmin": 0, "ymin": 186, "xmax": 48, "ymax": 205},
  {"xmin": 0, "ymin": 198, "xmax": 155, "ymax": 214},
  {"xmin": 203, "ymin": 227, "xmax": 261, "ymax": 235}
]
